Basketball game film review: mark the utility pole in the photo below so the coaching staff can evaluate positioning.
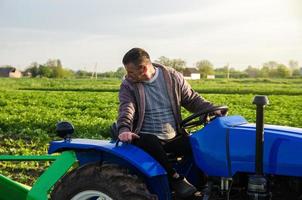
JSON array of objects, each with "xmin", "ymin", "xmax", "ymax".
[
  {"xmin": 91, "ymin": 62, "xmax": 98, "ymax": 79},
  {"xmin": 225, "ymin": 63, "xmax": 230, "ymax": 79},
  {"xmin": 95, "ymin": 62, "xmax": 98, "ymax": 79}
]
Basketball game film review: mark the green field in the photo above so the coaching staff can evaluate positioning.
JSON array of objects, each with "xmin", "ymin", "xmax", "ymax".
[{"xmin": 0, "ymin": 77, "xmax": 302, "ymax": 184}]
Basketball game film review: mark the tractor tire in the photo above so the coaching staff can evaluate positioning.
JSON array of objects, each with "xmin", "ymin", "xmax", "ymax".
[{"xmin": 50, "ymin": 163, "xmax": 157, "ymax": 200}]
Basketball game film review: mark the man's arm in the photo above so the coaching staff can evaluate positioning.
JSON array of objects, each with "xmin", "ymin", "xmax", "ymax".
[
  {"xmin": 175, "ymin": 71, "xmax": 214, "ymax": 113},
  {"xmin": 117, "ymin": 82, "xmax": 141, "ymax": 142},
  {"xmin": 117, "ymin": 82, "xmax": 136, "ymax": 134}
]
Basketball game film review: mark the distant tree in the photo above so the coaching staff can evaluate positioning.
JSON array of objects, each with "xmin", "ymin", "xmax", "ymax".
[
  {"xmin": 263, "ymin": 61, "xmax": 278, "ymax": 69},
  {"xmin": 156, "ymin": 56, "xmax": 170, "ymax": 66},
  {"xmin": 288, "ymin": 60, "xmax": 299, "ymax": 76},
  {"xmin": 24, "ymin": 59, "xmax": 74, "ymax": 78},
  {"xmin": 229, "ymin": 67, "xmax": 247, "ymax": 78},
  {"xmin": 259, "ymin": 66, "xmax": 270, "ymax": 78},
  {"xmin": 156, "ymin": 56, "xmax": 186, "ymax": 72},
  {"xmin": 45, "ymin": 59, "xmax": 74, "ymax": 78},
  {"xmin": 76, "ymin": 70, "xmax": 91, "ymax": 77},
  {"xmin": 96, "ymin": 67, "xmax": 126, "ymax": 79},
  {"xmin": 214, "ymin": 66, "xmax": 228, "ymax": 78},
  {"xmin": 289, "ymin": 60, "xmax": 299, "ymax": 69},
  {"xmin": 260, "ymin": 61, "xmax": 292, "ymax": 78},
  {"xmin": 196, "ymin": 60, "xmax": 214, "ymax": 78},
  {"xmin": 115, "ymin": 67, "xmax": 126, "ymax": 79},
  {"xmin": 52, "ymin": 66, "xmax": 64, "ymax": 78},
  {"xmin": 170, "ymin": 58, "xmax": 186, "ymax": 72},
  {"xmin": 245, "ymin": 66, "xmax": 260, "ymax": 78},
  {"xmin": 25, "ymin": 62, "xmax": 40, "ymax": 77},
  {"xmin": 292, "ymin": 68, "xmax": 302, "ymax": 77},
  {"xmin": 275, "ymin": 64, "xmax": 291, "ymax": 78},
  {"xmin": 98, "ymin": 71, "xmax": 116, "ymax": 78},
  {"xmin": 46, "ymin": 59, "xmax": 62, "ymax": 68},
  {"xmin": 39, "ymin": 65, "xmax": 53, "ymax": 78}
]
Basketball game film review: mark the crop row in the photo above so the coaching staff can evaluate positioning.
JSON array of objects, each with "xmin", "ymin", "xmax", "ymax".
[{"xmin": 1, "ymin": 78, "xmax": 302, "ymax": 95}]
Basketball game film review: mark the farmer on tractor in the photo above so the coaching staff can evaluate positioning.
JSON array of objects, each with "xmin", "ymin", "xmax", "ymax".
[{"xmin": 117, "ymin": 47, "xmax": 227, "ymax": 198}]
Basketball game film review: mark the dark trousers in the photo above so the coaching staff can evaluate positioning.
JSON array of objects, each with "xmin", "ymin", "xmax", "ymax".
[{"xmin": 132, "ymin": 134, "xmax": 192, "ymax": 178}]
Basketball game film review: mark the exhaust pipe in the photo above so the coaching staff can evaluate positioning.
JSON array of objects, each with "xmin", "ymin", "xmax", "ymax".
[
  {"xmin": 253, "ymin": 95, "xmax": 269, "ymax": 174},
  {"xmin": 247, "ymin": 95, "xmax": 270, "ymax": 200}
]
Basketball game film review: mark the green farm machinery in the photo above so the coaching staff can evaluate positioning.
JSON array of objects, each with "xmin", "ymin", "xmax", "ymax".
[{"xmin": 0, "ymin": 151, "xmax": 77, "ymax": 200}]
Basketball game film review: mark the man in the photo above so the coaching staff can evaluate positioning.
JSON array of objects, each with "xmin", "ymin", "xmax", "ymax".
[{"xmin": 117, "ymin": 48, "xmax": 226, "ymax": 198}]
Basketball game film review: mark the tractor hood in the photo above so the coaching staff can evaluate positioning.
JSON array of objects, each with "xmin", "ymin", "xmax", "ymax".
[{"xmin": 190, "ymin": 116, "xmax": 302, "ymax": 178}]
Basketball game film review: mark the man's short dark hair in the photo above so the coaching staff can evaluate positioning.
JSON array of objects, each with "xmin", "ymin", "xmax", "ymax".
[{"xmin": 122, "ymin": 48, "xmax": 151, "ymax": 66}]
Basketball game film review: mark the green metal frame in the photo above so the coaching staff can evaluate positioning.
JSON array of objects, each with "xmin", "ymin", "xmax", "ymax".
[{"xmin": 0, "ymin": 151, "xmax": 77, "ymax": 200}]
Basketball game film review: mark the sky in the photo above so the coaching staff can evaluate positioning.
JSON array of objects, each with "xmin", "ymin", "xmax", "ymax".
[{"xmin": 0, "ymin": 0, "xmax": 301, "ymax": 72}]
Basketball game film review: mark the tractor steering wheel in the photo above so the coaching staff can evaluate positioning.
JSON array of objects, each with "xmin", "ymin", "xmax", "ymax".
[{"xmin": 181, "ymin": 105, "xmax": 228, "ymax": 129}]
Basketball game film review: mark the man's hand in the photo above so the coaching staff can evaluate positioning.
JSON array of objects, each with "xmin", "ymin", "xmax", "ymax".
[
  {"xmin": 118, "ymin": 131, "xmax": 140, "ymax": 142},
  {"xmin": 213, "ymin": 109, "xmax": 228, "ymax": 117}
]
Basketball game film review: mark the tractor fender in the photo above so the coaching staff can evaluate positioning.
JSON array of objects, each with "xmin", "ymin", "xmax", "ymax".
[{"xmin": 48, "ymin": 139, "xmax": 167, "ymax": 178}]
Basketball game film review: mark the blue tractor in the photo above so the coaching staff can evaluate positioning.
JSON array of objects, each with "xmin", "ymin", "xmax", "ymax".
[{"xmin": 48, "ymin": 96, "xmax": 302, "ymax": 200}]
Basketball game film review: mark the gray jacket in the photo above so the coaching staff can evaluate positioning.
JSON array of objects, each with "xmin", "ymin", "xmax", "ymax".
[{"xmin": 117, "ymin": 63, "xmax": 214, "ymax": 135}]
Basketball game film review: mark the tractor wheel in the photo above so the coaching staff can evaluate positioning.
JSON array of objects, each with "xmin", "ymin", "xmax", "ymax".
[{"xmin": 51, "ymin": 163, "xmax": 157, "ymax": 200}]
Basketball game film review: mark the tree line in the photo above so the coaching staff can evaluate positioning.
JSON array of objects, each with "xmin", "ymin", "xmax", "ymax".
[
  {"xmin": 156, "ymin": 56, "xmax": 301, "ymax": 78},
  {"xmin": 24, "ymin": 60, "xmax": 74, "ymax": 78},
  {"xmin": 1, "ymin": 58, "xmax": 301, "ymax": 79},
  {"xmin": 19, "ymin": 59, "xmax": 126, "ymax": 79}
]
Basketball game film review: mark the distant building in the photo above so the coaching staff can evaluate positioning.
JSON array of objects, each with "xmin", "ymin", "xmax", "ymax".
[
  {"xmin": 206, "ymin": 75, "xmax": 215, "ymax": 79},
  {"xmin": 183, "ymin": 68, "xmax": 200, "ymax": 80},
  {"xmin": 0, "ymin": 67, "xmax": 22, "ymax": 78}
]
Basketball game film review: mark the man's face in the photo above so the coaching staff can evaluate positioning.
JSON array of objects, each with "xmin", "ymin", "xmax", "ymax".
[{"xmin": 125, "ymin": 60, "xmax": 150, "ymax": 82}]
